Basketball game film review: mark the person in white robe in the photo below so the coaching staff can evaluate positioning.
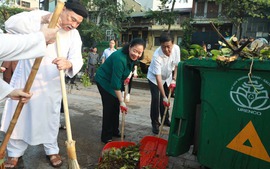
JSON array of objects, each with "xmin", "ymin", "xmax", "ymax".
[
  {"xmin": 0, "ymin": 28, "xmax": 59, "ymax": 102},
  {"xmin": 0, "ymin": 0, "xmax": 88, "ymax": 167}
]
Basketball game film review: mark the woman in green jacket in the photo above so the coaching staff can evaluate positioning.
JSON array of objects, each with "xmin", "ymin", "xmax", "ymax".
[{"xmin": 95, "ymin": 38, "xmax": 146, "ymax": 143}]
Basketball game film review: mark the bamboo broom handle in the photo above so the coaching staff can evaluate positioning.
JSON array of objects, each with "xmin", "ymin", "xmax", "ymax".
[
  {"xmin": 55, "ymin": 33, "xmax": 73, "ymax": 142},
  {"xmin": 0, "ymin": 1, "xmax": 65, "ymax": 156},
  {"xmin": 121, "ymin": 84, "xmax": 129, "ymax": 141},
  {"xmin": 158, "ymin": 89, "xmax": 172, "ymax": 138}
]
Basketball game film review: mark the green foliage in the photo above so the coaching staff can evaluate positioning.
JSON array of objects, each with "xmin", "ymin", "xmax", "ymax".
[
  {"xmin": 215, "ymin": 0, "xmax": 270, "ymax": 38},
  {"xmin": 145, "ymin": 0, "xmax": 178, "ymax": 32},
  {"xmin": 210, "ymin": 49, "xmax": 221, "ymax": 60},
  {"xmin": 180, "ymin": 18, "xmax": 196, "ymax": 50},
  {"xmin": 79, "ymin": 53, "xmax": 91, "ymax": 87},
  {"xmin": 137, "ymin": 65, "xmax": 147, "ymax": 78},
  {"xmin": 79, "ymin": 0, "xmax": 134, "ymax": 45},
  {"xmin": 216, "ymin": 0, "xmax": 270, "ymax": 19},
  {"xmin": 0, "ymin": 4, "xmax": 25, "ymax": 30},
  {"xmin": 180, "ymin": 49, "xmax": 189, "ymax": 61},
  {"xmin": 184, "ymin": 44, "xmax": 216, "ymax": 60},
  {"xmin": 260, "ymin": 48, "xmax": 270, "ymax": 60},
  {"xmin": 97, "ymin": 145, "xmax": 140, "ymax": 169},
  {"xmin": 220, "ymin": 48, "xmax": 233, "ymax": 56},
  {"xmin": 80, "ymin": 72, "xmax": 91, "ymax": 87},
  {"xmin": 146, "ymin": 10, "xmax": 178, "ymax": 27}
]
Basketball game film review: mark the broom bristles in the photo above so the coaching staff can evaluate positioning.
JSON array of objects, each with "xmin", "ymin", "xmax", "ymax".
[
  {"xmin": 66, "ymin": 140, "xmax": 80, "ymax": 169},
  {"xmin": 68, "ymin": 159, "xmax": 80, "ymax": 169}
]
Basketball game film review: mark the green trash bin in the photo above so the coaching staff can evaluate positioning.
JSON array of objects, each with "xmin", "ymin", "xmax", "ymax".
[{"xmin": 167, "ymin": 58, "xmax": 270, "ymax": 169}]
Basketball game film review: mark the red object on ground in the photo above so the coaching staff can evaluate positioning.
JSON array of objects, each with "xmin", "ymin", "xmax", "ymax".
[{"xmin": 139, "ymin": 136, "xmax": 169, "ymax": 169}]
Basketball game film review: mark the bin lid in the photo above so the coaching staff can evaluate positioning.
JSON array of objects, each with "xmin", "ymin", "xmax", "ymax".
[{"xmin": 184, "ymin": 58, "xmax": 270, "ymax": 71}]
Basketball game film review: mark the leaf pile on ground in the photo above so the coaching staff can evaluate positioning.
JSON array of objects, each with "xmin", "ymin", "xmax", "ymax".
[{"xmin": 97, "ymin": 144, "xmax": 140, "ymax": 169}]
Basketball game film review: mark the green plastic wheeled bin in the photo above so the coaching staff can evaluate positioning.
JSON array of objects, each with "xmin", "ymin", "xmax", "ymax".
[{"xmin": 167, "ymin": 58, "xmax": 270, "ymax": 169}]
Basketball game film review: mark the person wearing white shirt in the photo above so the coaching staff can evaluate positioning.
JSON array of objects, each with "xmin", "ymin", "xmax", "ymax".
[
  {"xmin": 147, "ymin": 32, "xmax": 180, "ymax": 134},
  {"xmin": 101, "ymin": 39, "xmax": 117, "ymax": 64},
  {"xmin": 0, "ymin": 27, "xmax": 58, "ymax": 102}
]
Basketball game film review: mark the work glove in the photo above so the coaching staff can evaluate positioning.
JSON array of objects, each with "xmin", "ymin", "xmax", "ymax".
[
  {"xmin": 124, "ymin": 77, "xmax": 130, "ymax": 85},
  {"xmin": 120, "ymin": 101, "xmax": 128, "ymax": 114},
  {"xmin": 163, "ymin": 97, "xmax": 170, "ymax": 108},
  {"xmin": 169, "ymin": 80, "xmax": 176, "ymax": 91}
]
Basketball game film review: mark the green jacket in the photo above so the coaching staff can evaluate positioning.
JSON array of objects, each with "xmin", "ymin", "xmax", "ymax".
[{"xmin": 95, "ymin": 49, "xmax": 135, "ymax": 97}]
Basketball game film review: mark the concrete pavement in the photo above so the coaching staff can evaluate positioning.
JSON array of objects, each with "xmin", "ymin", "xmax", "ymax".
[{"xmin": 0, "ymin": 79, "xmax": 202, "ymax": 169}]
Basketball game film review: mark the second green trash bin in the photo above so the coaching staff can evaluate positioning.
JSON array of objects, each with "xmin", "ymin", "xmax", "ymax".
[{"xmin": 167, "ymin": 58, "xmax": 270, "ymax": 169}]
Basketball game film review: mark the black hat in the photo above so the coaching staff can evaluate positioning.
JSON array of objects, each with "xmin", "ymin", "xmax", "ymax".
[{"xmin": 65, "ymin": 0, "xmax": 88, "ymax": 18}]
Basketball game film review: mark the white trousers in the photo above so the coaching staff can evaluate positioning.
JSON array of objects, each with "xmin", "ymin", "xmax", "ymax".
[{"xmin": 7, "ymin": 138, "xmax": 59, "ymax": 157}]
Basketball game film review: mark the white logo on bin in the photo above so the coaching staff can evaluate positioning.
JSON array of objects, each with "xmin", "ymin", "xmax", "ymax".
[{"xmin": 230, "ymin": 76, "xmax": 270, "ymax": 115}]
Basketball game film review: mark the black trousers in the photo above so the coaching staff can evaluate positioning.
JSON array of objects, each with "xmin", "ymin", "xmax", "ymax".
[
  {"xmin": 148, "ymin": 79, "xmax": 170, "ymax": 126},
  {"xmin": 97, "ymin": 83, "xmax": 120, "ymax": 141},
  {"xmin": 88, "ymin": 64, "xmax": 96, "ymax": 82}
]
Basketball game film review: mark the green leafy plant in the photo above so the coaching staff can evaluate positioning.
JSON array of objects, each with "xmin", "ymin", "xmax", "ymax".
[
  {"xmin": 80, "ymin": 73, "xmax": 91, "ymax": 87},
  {"xmin": 137, "ymin": 65, "xmax": 147, "ymax": 78},
  {"xmin": 97, "ymin": 145, "xmax": 140, "ymax": 169}
]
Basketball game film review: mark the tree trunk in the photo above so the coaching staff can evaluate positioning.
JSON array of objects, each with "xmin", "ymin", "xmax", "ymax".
[
  {"xmin": 236, "ymin": 23, "xmax": 242, "ymax": 39},
  {"xmin": 167, "ymin": 0, "xmax": 176, "ymax": 32}
]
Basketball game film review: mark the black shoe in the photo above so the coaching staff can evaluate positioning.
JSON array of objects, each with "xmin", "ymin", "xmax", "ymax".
[
  {"xmin": 164, "ymin": 120, "xmax": 171, "ymax": 127},
  {"xmin": 59, "ymin": 124, "xmax": 66, "ymax": 130},
  {"xmin": 101, "ymin": 139, "xmax": 112, "ymax": 144},
  {"xmin": 152, "ymin": 125, "xmax": 159, "ymax": 134}
]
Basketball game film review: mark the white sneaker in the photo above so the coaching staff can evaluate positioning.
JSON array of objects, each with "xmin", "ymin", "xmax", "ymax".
[{"xmin": 125, "ymin": 94, "xmax": 130, "ymax": 102}]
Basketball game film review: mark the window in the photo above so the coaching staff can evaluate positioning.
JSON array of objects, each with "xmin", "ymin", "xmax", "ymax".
[
  {"xmin": 21, "ymin": 1, "xmax": 30, "ymax": 8},
  {"xmin": 177, "ymin": 37, "xmax": 182, "ymax": 46},
  {"xmin": 105, "ymin": 30, "xmax": 113, "ymax": 41},
  {"xmin": 154, "ymin": 37, "xmax": 160, "ymax": 46},
  {"xmin": 106, "ymin": 30, "xmax": 112, "ymax": 36}
]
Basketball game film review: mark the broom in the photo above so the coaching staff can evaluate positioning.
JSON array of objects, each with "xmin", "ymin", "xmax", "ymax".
[
  {"xmin": 56, "ymin": 33, "xmax": 80, "ymax": 168},
  {"xmin": 0, "ymin": 1, "xmax": 65, "ymax": 168}
]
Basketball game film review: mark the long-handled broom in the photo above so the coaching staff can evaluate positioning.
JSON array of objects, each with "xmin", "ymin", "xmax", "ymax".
[
  {"xmin": 56, "ymin": 33, "xmax": 80, "ymax": 168},
  {"xmin": 0, "ymin": 1, "xmax": 65, "ymax": 168}
]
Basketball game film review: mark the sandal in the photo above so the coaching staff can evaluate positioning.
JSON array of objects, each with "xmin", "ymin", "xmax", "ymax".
[
  {"xmin": 46, "ymin": 154, "xmax": 63, "ymax": 168},
  {"xmin": 4, "ymin": 156, "xmax": 22, "ymax": 169}
]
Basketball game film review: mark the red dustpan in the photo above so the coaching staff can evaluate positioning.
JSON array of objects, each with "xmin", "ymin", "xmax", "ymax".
[
  {"xmin": 99, "ymin": 85, "xmax": 136, "ymax": 162},
  {"xmin": 139, "ymin": 89, "xmax": 172, "ymax": 169}
]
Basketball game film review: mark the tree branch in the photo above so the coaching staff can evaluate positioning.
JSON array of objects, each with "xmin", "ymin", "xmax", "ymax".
[{"xmin": 210, "ymin": 22, "xmax": 237, "ymax": 52}]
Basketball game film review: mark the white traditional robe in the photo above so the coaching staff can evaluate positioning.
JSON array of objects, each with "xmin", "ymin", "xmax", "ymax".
[
  {"xmin": 0, "ymin": 10, "xmax": 83, "ymax": 145},
  {"xmin": 0, "ymin": 32, "xmax": 46, "ymax": 100}
]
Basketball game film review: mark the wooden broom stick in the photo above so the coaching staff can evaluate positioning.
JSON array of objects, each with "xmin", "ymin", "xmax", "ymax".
[
  {"xmin": 56, "ymin": 31, "xmax": 80, "ymax": 169},
  {"xmin": 158, "ymin": 89, "xmax": 172, "ymax": 138},
  {"xmin": 56, "ymin": 33, "xmax": 74, "ymax": 142}
]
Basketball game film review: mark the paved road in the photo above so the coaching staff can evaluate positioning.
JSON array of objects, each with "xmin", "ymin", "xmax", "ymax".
[{"xmin": 0, "ymin": 81, "xmax": 201, "ymax": 169}]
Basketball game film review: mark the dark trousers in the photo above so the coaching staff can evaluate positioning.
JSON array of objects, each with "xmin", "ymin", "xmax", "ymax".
[
  {"xmin": 65, "ymin": 74, "xmax": 77, "ymax": 84},
  {"xmin": 148, "ymin": 79, "xmax": 170, "ymax": 126},
  {"xmin": 97, "ymin": 83, "xmax": 120, "ymax": 141},
  {"xmin": 88, "ymin": 64, "xmax": 96, "ymax": 82}
]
